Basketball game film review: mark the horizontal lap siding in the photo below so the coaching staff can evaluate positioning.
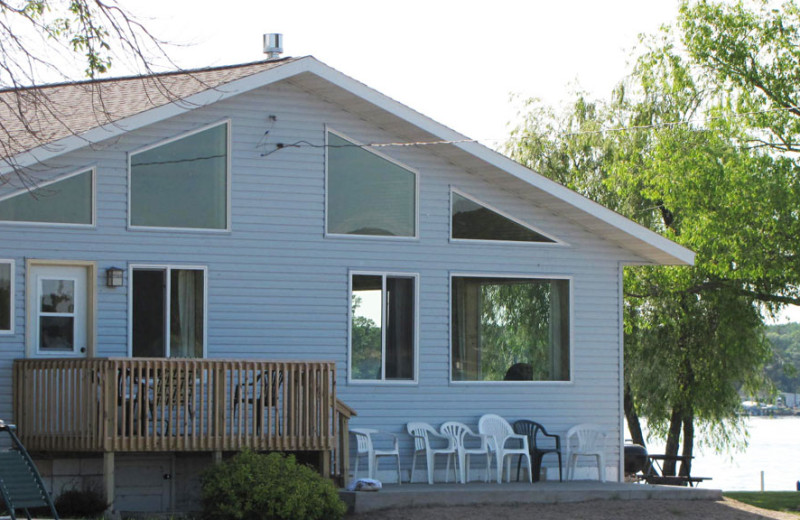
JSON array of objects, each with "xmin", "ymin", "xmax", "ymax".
[{"xmin": 0, "ymin": 81, "xmax": 636, "ymax": 472}]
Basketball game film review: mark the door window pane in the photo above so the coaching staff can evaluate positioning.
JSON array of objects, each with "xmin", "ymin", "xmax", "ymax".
[
  {"xmin": 327, "ymin": 132, "xmax": 416, "ymax": 237},
  {"xmin": 452, "ymin": 192, "xmax": 555, "ymax": 242},
  {"xmin": 131, "ymin": 124, "xmax": 228, "ymax": 229},
  {"xmin": 40, "ymin": 279, "xmax": 75, "ymax": 312},
  {"xmin": 0, "ymin": 262, "xmax": 10, "ymax": 331},
  {"xmin": 351, "ymin": 275, "xmax": 382, "ymax": 380},
  {"xmin": 0, "ymin": 170, "xmax": 92, "ymax": 225},
  {"xmin": 40, "ymin": 316, "xmax": 75, "ymax": 351},
  {"xmin": 451, "ymin": 277, "xmax": 570, "ymax": 381},
  {"xmin": 132, "ymin": 267, "xmax": 205, "ymax": 358},
  {"xmin": 170, "ymin": 269, "xmax": 204, "ymax": 358},
  {"xmin": 351, "ymin": 273, "xmax": 415, "ymax": 381}
]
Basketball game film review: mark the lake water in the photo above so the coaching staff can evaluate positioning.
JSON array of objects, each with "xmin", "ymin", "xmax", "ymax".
[{"xmin": 640, "ymin": 416, "xmax": 800, "ymax": 491}]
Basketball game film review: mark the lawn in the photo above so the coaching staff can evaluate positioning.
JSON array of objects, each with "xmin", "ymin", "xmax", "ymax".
[{"xmin": 725, "ymin": 491, "xmax": 800, "ymax": 514}]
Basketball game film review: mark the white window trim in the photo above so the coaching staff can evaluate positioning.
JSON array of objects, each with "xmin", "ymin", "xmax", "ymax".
[
  {"xmin": 127, "ymin": 264, "xmax": 209, "ymax": 358},
  {"xmin": 347, "ymin": 270, "xmax": 419, "ymax": 385},
  {"xmin": 128, "ymin": 120, "xmax": 232, "ymax": 233},
  {"xmin": 34, "ymin": 275, "xmax": 80, "ymax": 356},
  {"xmin": 449, "ymin": 187, "xmax": 567, "ymax": 246},
  {"xmin": 0, "ymin": 259, "xmax": 14, "ymax": 334},
  {"xmin": 0, "ymin": 167, "xmax": 96, "ymax": 228},
  {"xmin": 325, "ymin": 126, "xmax": 420, "ymax": 241},
  {"xmin": 448, "ymin": 271, "xmax": 574, "ymax": 385}
]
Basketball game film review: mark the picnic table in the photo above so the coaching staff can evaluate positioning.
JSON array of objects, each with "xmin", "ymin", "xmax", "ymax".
[{"xmin": 640, "ymin": 454, "xmax": 711, "ymax": 487}]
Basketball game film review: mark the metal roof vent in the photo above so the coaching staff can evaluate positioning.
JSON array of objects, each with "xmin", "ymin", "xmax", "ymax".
[{"xmin": 263, "ymin": 34, "xmax": 283, "ymax": 60}]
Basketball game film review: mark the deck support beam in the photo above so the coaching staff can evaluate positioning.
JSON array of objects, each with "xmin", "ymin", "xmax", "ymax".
[{"xmin": 103, "ymin": 452, "xmax": 115, "ymax": 512}]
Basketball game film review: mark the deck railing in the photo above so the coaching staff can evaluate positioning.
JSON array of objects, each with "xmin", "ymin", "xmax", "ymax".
[{"xmin": 12, "ymin": 358, "xmax": 351, "ymax": 476}]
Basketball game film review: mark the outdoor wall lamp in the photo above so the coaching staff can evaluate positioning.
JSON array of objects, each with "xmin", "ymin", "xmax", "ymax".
[{"xmin": 106, "ymin": 267, "xmax": 124, "ymax": 288}]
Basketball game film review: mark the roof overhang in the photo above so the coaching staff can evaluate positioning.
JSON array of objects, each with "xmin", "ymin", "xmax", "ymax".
[{"xmin": 5, "ymin": 56, "xmax": 695, "ymax": 266}]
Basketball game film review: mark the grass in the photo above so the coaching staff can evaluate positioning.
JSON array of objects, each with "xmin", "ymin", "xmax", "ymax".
[{"xmin": 725, "ymin": 491, "xmax": 800, "ymax": 514}]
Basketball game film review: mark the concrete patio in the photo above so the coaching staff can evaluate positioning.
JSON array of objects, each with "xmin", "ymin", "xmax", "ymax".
[{"xmin": 341, "ymin": 480, "xmax": 722, "ymax": 514}]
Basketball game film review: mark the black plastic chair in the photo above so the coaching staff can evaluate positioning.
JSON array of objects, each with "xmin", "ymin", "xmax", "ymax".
[
  {"xmin": 0, "ymin": 420, "xmax": 60, "ymax": 520},
  {"xmin": 513, "ymin": 419, "xmax": 563, "ymax": 482}
]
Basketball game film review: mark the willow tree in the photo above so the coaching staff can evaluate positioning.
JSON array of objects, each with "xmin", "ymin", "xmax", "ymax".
[{"xmin": 508, "ymin": 0, "xmax": 800, "ymax": 475}]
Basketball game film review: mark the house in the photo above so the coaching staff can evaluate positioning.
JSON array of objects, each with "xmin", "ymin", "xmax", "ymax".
[{"xmin": 0, "ymin": 49, "xmax": 694, "ymax": 513}]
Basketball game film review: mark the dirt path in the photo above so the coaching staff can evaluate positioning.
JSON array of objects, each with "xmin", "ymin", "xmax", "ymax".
[{"xmin": 350, "ymin": 498, "xmax": 800, "ymax": 519}]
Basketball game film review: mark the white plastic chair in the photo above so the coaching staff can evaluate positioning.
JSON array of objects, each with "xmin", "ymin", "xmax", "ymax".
[
  {"xmin": 440, "ymin": 421, "xmax": 491, "ymax": 484},
  {"xmin": 351, "ymin": 428, "xmax": 402, "ymax": 484},
  {"xmin": 478, "ymin": 414, "xmax": 532, "ymax": 483},
  {"xmin": 565, "ymin": 423, "xmax": 607, "ymax": 482},
  {"xmin": 407, "ymin": 422, "xmax": 458, "ymax": 484}
]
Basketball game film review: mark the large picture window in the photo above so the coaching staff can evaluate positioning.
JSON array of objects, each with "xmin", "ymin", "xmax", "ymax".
[
  {"xmin": 130, "ymin": 122, "xmax": 229, "ymax": 230},
  {"xmin": 0, "ymin": 169, "xmax": 93, "ymax": 225},
  {"xmin": 451, "ymin": 276, "xmax": 570, "ymax": 382},
  {"xmin": 350, "ymin": 273, "xmax": 416, "ymax": 381},
  {"xmin": 131, "ymin": 266, "xmax": 205, "ymax": 358},
  {"xmin": 0, "ymin": 260, "xmax": 12, "ymax": 333},
  {"xmin": 327, "ymin": 130, "xmax": 417, "ymax": 237}
]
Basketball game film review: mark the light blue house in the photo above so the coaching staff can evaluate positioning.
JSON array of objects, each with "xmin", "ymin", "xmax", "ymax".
[{"xmin": 0, "ymin": 53, "xmax": 693, "ymax": 512}]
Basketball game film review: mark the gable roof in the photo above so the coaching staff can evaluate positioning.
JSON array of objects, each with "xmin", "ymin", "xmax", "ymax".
[{"xmin": 0, "ymin": 56, "xmax": 694, "ymax": 266}]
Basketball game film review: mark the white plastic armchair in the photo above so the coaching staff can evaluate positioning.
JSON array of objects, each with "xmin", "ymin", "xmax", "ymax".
[
  {"xmin": 478, "ymin": 414, "xmax": 532, "ymax": 483},
  {"xmin": 350, "ymin": 428, "xmax": 402, "ymax": 484},
  {"xmin": 407, "ymin": 422, "xmax": 458, "ymax": 484},
  {"xmin": 565, "ymin": 423, "xmax": 607, "ymax": 482},
  {"xmin": 440, "ymin": 421, "xmax": 491, "ymax": 484}
]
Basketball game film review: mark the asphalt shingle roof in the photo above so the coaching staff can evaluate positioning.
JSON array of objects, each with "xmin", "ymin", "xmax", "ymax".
[{"xmin": 0, "ymin": 57, "xmax": 297, "ymax": 160}]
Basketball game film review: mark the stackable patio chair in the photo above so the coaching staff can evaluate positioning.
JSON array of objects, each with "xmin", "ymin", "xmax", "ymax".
[
  {"xmin": 350, "ymin": 428, "xmax": 402, "ymax": 484},
  {"xmin": 513, "ymin": 419, "xmax": 563, "ymax": 482},
  {"xmin": 440, "ymin": 421, "xmax": 492, "ymax": 484},
  {"xmin": 0, "ymin": 420, "xmax": 60, "ymax": 520},
  {"xmin": 407, "ymin": 422, "xmax": 458, "ymax": 484},
  {"xmin": 478, "ymin": 414, "xmax": 532, "ymax": 483},
  {"xmin": 565, "ymin": 423, "xmax": 608, "ymax": 482}
]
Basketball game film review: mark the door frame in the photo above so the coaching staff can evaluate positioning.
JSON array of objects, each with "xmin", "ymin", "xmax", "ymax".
[{"xmin": 26, "ymin": 259, "xmax": 96, "ymax": 358}]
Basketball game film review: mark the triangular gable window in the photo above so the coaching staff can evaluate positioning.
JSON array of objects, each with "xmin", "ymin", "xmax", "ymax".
[
  {"xmin": 0, "ymin": 170, "xmax": 93, "ymax": 225},
  {"xmin": 451, "ymin": 191, "xmax": 556, "ymax": 243}
]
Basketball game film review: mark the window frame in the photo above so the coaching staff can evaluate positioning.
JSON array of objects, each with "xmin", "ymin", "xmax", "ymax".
[
  {"xmin": 127, "ymin": 120, "xmax": 232, "ymax": 233},
  {"xmin": 0, "ymin": 167, "xmax": 96, "ymax": 228},
  {"xmin": 449, "ymin": 187, "xmax": 566, "ymax": 246},
  {"xmin": 127, "ymin": 263, "xmax": 209, "ymax": 358},
  {"xmin": 0, "ymin": 259, "xmax": 14, "ymax": 335},
  {"xmin": 325, "ymin": 127, "xmax": 420, "ymax": 241},
  {"xmin": 448, "ymin": 272, "xmax": 574, "ymax": 385},
  {"xmin": 347, "ymin": 270, "xmax": 419, "ymax": 385}
]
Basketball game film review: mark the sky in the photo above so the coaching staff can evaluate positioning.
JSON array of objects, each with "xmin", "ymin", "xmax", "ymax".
[{"xmin": 112, "ymin": 0, "xmax": 798, "ymax": 323}]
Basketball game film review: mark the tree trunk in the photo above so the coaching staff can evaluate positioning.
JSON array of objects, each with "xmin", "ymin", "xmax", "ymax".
[
  {"xmin": 679, "ymin": 412, "xmax": 694, "ymax": 477},
  {"xmin": 624, "ymin": 382, "xmax": 646, "ymax": 447},
  {"xmin": 662, "ymin": 407, "xmax": 683, "ymax": 476}
]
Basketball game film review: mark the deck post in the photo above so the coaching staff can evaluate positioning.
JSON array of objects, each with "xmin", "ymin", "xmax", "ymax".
[
  {"xmin": 319, "ymin": 449, "xmax": 331, "ymax": 480},
  {"xmin": 212, "ymin": 451, "xmax": 222, "ymax": 464},
  {"xmin": 103, "ymin": 451, "xmax": 115, "ymax": 512}
]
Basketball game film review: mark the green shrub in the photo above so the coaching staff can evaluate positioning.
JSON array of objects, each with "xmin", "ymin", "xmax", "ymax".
[{"xmin": 200, "ymin": 451, "xmax": 346, "ymax": 520}]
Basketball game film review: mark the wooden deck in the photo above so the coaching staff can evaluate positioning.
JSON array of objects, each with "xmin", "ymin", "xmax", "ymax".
[{"xmin": 12, "ymin": 358, "xmax": 354, "ymax": 482}]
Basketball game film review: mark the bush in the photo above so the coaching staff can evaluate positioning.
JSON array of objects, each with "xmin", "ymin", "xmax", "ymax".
[
  {"xmin": 54, "ymin": 486, "xmax": 108, "ymax": 519},
  {"xmin": 200, "ymin": 451, "xmax": 346, "ymax": 520}
]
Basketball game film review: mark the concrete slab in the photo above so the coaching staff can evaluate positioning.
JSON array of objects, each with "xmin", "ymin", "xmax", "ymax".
[{"xmin": 341, "ymin": 481, "xmax": 722, "ymax": 514}]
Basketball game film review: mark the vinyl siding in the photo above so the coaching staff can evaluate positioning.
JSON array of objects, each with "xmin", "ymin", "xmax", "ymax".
[{"xmin": 0, "ymin": 80, "xmax": 643, "ymax": 479}]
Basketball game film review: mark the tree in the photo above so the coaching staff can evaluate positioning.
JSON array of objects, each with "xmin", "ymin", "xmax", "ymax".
[
  {"xmin": 0, "ymin": 0, "xmax": 173, "ymax": 180},
  {"xmin": 507, "ymin": 0, "xmax": 800, "ymax": 475}
]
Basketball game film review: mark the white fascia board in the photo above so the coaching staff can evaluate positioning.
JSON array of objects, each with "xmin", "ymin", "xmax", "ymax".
[{"xmin": 303, "ymin": 60, "xmax": 696, "ymax": 267}]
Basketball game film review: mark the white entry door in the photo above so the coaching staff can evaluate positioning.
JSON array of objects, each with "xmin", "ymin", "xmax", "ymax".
[{"xmin": 30, "ymin": 265, "xmax": 88, "ymax": 357}]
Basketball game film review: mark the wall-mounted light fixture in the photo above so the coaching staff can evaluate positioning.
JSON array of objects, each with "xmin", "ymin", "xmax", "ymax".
[{"xmin": 106, "ymin": 267, "xmax": 124, "ymax": 288}]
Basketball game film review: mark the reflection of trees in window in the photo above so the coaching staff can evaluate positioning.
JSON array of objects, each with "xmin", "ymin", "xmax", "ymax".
[
  {"xmin": 452, "ymin": 277, "xmax": 569, "ymax": 382},
  {"xmin": 351, "ymin": 294, "xmax": 382, "ymax": 380}
]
